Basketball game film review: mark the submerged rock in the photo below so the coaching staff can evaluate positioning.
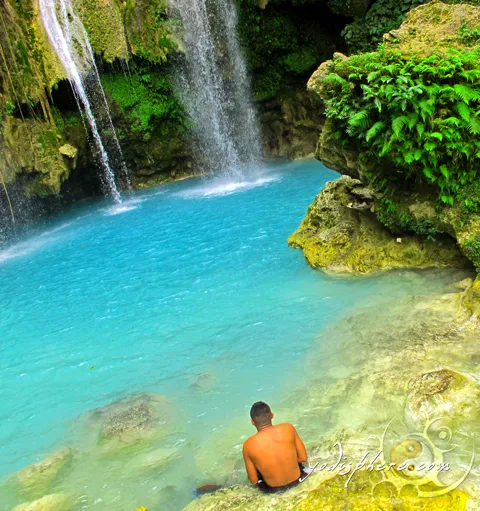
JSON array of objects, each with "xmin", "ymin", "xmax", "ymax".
[
  {"xmin": 86, "ymin": 393, "xmax": 174, "ymax": 453},
  {"xmin": 10, "ymin": 493, "xmax": 71, "ymax": 511},
  {"xmin": 288, "ymin": 176, "xmax": 467, "ymax": 274},
  {"xmin": 406, "ymin": 369, "xmax": 480, "ymax": 429},
  {"xmin": 14, "ymin": 448, "xmax": 73, "ymax": 498}
]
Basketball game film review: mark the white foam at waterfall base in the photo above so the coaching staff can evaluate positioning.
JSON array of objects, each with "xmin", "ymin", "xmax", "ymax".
[
  {"xmin": 175, "ymin": 175, "xmax": 281, "ymax": 199},
  {"xmin": 103, "ymin": 198, "xmax": 146, "ymax": 216}
]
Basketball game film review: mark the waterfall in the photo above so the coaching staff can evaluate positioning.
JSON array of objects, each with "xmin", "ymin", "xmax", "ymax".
[
  {"xmin": 39, "ymin": 0, "xmax": 127, "ymax": 202},
  {"xmin": 170, "ymin": 0, "xmax": 262, "ymax": 177}
]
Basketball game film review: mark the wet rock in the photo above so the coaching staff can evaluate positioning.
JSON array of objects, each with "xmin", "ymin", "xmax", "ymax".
[
  {"xmin": 189, "ymin": 372, "xmax": 217, "ymax": 393},
  {"xmin": 462, "ymin": 276, "xmax": 480, "ymax": 317},
  {"xmin": 14, "ymin": 448, "xmax": 73, "ymax": 497},
  {"xmin": 288, "ymin": 176, "xmax": 466, "ymax": 274},
  {"xmin": 406, "ymin": 369, "xmax": 480, "ymax": 428},
  {"xmin": 58, "ymin": 144, "xmax": 78, "ymax": 160},
  {"xmin": 260, "ymin": 91, "xmax": 325, "ymax": 161},
  {"xmin": 10, "ymin": 494, "xmax": 71, "ymax": 511},
  {"xmin": 183, "ymin": 470, "xmax": 472, "ymax": 510},
  {"xmin": 314, "ymin": 119, "xmax": 364, "ymax": 179}
]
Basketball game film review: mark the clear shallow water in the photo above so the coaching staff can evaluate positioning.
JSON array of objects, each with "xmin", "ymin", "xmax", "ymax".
[{"xmin": 0, "ymin": 160, "xmax": 469, "ymax": 510}]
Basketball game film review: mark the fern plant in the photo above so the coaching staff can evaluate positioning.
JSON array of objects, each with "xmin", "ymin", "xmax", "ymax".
[{"xmin": 322, "ymin": 47, "xmax": 480, "ymax": 206}]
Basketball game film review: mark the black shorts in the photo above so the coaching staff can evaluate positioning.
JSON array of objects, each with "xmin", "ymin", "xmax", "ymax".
[{"xmin": 256, "ymin": 464, "xmax": 308, "ymax": 494}]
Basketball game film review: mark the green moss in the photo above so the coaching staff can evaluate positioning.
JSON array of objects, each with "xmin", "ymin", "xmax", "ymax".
[
  {"xmin": 314, "ymin": 30, "xmax": 480, "ymax": 206},
  {"xmin": 376, "ymin": 198, "xmax": 440, "ymax": 240},
  {"xmin": 101, "ymin": 63, "xmax": 184, "ymax": 134},
  {"xmin": 124, "ymin": 0, "xmax": 177, "ymax": 64},
  {"xmin": 462, "ymin": 234, "xmax": 480, "ymax": 270},
  {"xmin": 236, "ymin": 0, "xmax": 335, "ymax": 101},
  {"xmin": 76, "ymin": 0, "xmax": 129, "ymax": 62},
  {"xmin": 342, "ymin": 0, "xmax": 428, "ymax": 54}
]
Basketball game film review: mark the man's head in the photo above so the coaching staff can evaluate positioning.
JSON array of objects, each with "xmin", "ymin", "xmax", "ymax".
[{"xmin": 250, "ymin": 401, "xmax": 274, "ymax": 429}]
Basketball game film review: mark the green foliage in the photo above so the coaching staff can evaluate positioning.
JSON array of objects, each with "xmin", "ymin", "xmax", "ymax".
[
  {"xmin": 51, "ymin": 107, "xmax": 82, "ymax": 132},
  {"xmin": 36, "ymin": 129, "xmax": 58, "ymax": 150},
  {"xmin": 101, "ymin": 63, "xmax": 185, "ymax": 135},
  {"xmin": 342, "ymin": 0, "xmax": 427, "ymax": 54},
  {"xmin": 463, "ymin": 233, "xmax": 480, "ymax": 270},
  {"xmin": 236, "ymin": 0, "xmax": 334, "ymax": 100},
  {"xmin": 5, "ymin": 101, "xmax": 16, "ymax": 116},
  {"xmin": 343, "ymin": 0, "xmax": 480, "ymax": 53},
  {"xmin": 376, "ymin": 197, "xmax": 439, "ymax": 239},
  {"xmin": 322, "ymin": 48, "xmax": 480, "ymax": 206},
  {"xmin": 459, "ymin": 22, "xmax": 480, "ymax": 47}
]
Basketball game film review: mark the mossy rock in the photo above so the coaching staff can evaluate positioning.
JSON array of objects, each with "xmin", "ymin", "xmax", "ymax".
[
  {"xmin": 383, "ymin": 0, "xmax": 480, "ymax": 55},
  {"xmin": 288, "ymin": 176, "xmax": 468, "ymax": 274},
  {"xmin": 75, "ymin": 0, "xmax": 129, "ymax": 62},
  {"xmin": 10, "ymin": 493, "xmax": 72, "ymax": 511},
  {"xmin": 405, "ymin": 369, "xmax": 480, "ymax": 429},
  {"xmin": 184, "ymin": 470, "xmax": 472, "ymax": 510},
  {"xmin": 86, "ymin": 393, "xmax": 175, "ymax": 453},
  {"xmin": 14, "ymin": 448, "xmax": 73, "ymax": 498},
  {"xmin": 462, "ymin": 276, "xmax": 480, "ymax": 316},
  {"xmin": 0, "ymin": 116, "xmax": 69, "ymax": 197}
]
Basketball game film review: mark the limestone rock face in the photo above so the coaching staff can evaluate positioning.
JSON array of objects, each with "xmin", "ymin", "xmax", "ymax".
[
  {"xmin": 14, "ymin": 448, "xmax": 73, "ymax": 497},
  {"xmin": 10, "ymin": 494, "xmax": 71, "ymax": 511},
  {"xmin": 462, "ymin": 277, "xmax": 480, "ymax": 316},
  {"xmin": 406, "ymin": 369, "xmax": 480, "ymax": 429},
  {"xmin": 314, "ymin": 119, "xmax": 365, "ymax": 179},
  {"xmin": 183, "ymin": 471, "xmax": 471, "ymax": 511},
  {"xmin": 383, "ymin": 0, "xmax": 480, "ymax": 55},
  {"xmin": 288, "ymin": 176, "xmax": 467, "ymax": 274},
  {"xmin": 260, "ymin": 91, "xmax": 325, "ymax": 161}
]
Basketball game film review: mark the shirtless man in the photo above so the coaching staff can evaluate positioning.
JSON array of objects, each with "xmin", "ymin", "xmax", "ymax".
[{"xmin": 242, "ymin": 401, "xmax": 308, "ymax": 493}]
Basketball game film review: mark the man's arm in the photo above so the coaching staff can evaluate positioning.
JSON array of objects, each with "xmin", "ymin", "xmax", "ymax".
[
  {"xmin": 293, "ymin": 426, "xmax": 308, "ymax": 463},
  {"xmin": 243, "ymin": 444, "xmax": 259, "ymax": 485}
]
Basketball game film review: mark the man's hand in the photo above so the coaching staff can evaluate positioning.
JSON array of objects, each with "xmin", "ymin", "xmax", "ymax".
[
  {"xmin": 293, "ymin": 426, "xmax": 308, "ymax": 463},
  {"xmin": 243, "ymin": 444, "xmax": 259, "ymax": 485}
]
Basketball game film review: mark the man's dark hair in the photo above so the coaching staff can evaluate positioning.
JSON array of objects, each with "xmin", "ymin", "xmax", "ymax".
[{"xmin": 250, "ymin": 401, "xmax": 272, "ymax": 425}]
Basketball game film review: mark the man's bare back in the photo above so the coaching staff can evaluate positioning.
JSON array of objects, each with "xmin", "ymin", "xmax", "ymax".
[{"xmin": 243, "ymin": 402, "xmax": 308, "ymax": 490}]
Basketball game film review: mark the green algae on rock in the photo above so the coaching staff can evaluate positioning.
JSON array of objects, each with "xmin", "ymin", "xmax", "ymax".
[
  {"xmin": 13, "ymin": 448, "xmax": 73, "ymax": 499},
  {"xmin": 85, "ymin": 393, "xmax": 175, "ymax": 454},
  {"xmin": 10, "ymin": 493, "xmax": 72, "ymax": 511},
  {"xmin": 288, "ymin": 176, "xmax": 468, "ymax": 274},
  {"xmin": 462, "ymin": 276, "xmax": 480, "ymax": 316},
  {"xmin": 405, "ymin": 369, "xmax": 480, "ymax": 429}
]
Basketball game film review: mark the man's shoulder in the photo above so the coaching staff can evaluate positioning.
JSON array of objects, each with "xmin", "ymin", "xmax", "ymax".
[
  {"xmin": 275, "ymin": 423, "xmax": 296, "ymax": 432},
  {"xmin": 243, "ymin": 434, "xmax": 257, "ymax": 451}
]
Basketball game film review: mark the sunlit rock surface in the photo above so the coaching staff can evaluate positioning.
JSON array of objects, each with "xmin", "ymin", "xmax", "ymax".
[
  {"xmin": 10, "ymin": 493, "xmax": 71, "ymax": 511},
  {"xmin": 288, "ymin": 176, "xmax": 468, "ymax": 274},
  {"xmin": 13, "ymin": 448, "xmax": 73, "ymax": 498}
]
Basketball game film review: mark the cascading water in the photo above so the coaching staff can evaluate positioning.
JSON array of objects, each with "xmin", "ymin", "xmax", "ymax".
[
  {"xmin": 170, "ymin": 0, "xmax": 262, "ymax": 177},
  {"xmin": 39, "ymin": 0, "xmax": 128, "ymax": 202}
]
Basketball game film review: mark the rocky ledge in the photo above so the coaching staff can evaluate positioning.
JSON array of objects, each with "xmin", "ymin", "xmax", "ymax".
[
  {"xmin": 288, "ymin": 176, "xmax": 468, "ymax": 274},
  {"xmin": 290, "ymin": 0, "xmax": 480, "ymax": 312}
]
